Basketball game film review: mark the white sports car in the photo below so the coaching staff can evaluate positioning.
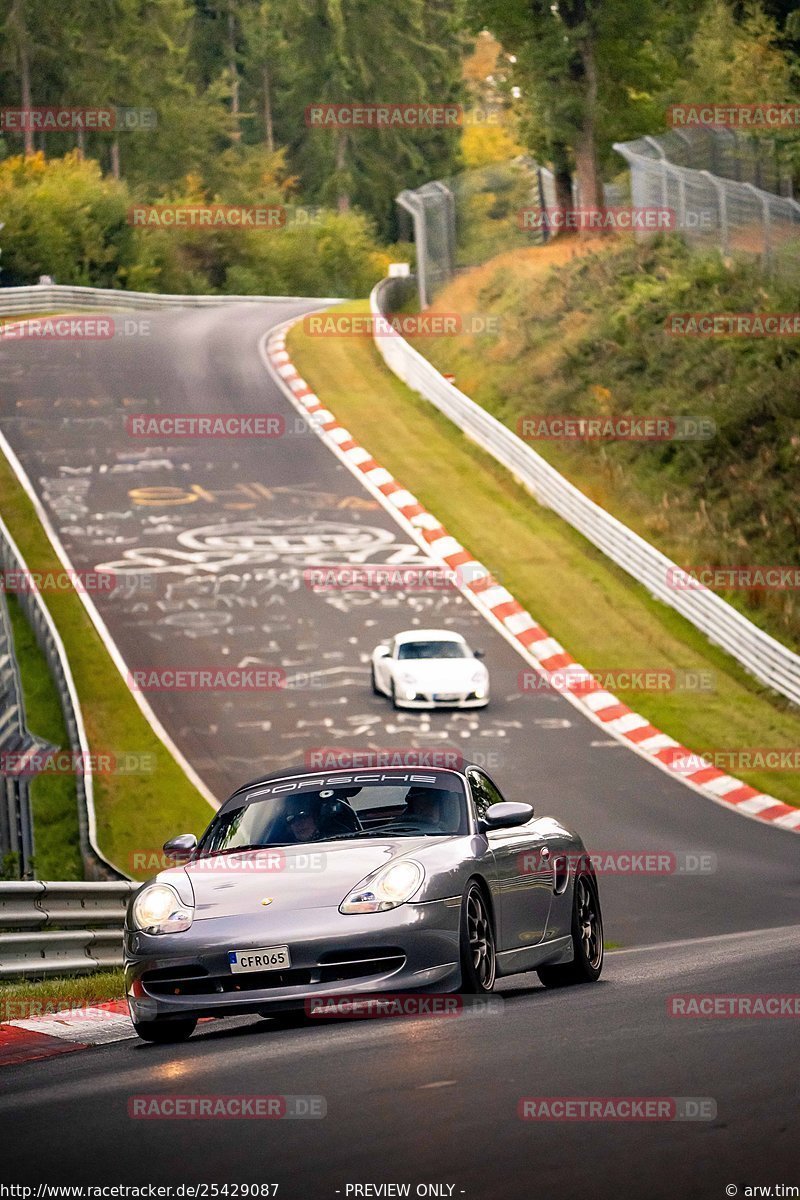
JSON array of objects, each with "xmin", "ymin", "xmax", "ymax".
[{"xmin": 371, "ymin": 629, "xmax": 489, "ymax": 709}]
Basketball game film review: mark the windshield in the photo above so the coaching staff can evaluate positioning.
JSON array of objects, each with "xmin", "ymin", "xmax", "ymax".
[
  {"xmin": 397, "ymin": 640, "xmax": 469, "ymax": 660},
  {"xmin": 196, "ymin": 775, "xmax": 469, "ymax": 854}
]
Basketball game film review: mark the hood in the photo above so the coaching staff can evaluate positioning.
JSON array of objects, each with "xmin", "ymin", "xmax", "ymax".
[{"xmin": 169, "ymin": 837, "xmax": 446, "ymax": 918}]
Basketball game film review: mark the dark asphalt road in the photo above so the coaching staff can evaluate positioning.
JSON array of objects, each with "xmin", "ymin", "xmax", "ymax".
[
  {"xmin": 0, "ymin": 304, "xmax": 797, "ymax": 1197},
  {"xmin": 2, "ymin": 928, "xmax": 798, "ymax": 1197}
]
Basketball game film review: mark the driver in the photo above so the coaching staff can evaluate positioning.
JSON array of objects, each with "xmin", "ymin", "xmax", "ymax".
[
  {"xmin": 403, "ymin": 787, "xmax": 445, "ymax": 830},
  {"xmin": 285, "ymin": 807, "xmax": 321, "ymax": 842}
]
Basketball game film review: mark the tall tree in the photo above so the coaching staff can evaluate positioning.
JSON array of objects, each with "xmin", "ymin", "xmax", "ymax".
[
  {"xmin": 282, "ymin": 0, "xmax": 465, "ymax": 234},
  {"xmin": 471, "ymin": 0, "xmax": 691, "ymax": 222}
]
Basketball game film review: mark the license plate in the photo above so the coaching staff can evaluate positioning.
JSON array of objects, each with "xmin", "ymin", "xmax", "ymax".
[
  {"xmin": 228, "ymin": 945, "xmax": 291, "ymax": 974},
  {"xmin": 434, "ymin": 694, "xmax": 459, "ymax": 702}
]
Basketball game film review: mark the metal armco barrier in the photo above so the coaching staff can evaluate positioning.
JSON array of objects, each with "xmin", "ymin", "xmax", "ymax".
[
  {"xmin": 0, "ymin": 585, "xmax": 41, "ymax": 878},
  {"xmin": 0, "ymin": 283, "xmax": 342, "ymax": 315},
  {"xmin": 371, "ymin": 275, "xmax": 800, "ymax": 709},
  {"xmin": 0, "ymin": 514, "xmax": 127, "ymax": 881},
  {"xmin": 0, "ymin": 880, "xmax": 138, "ymax": 977}
]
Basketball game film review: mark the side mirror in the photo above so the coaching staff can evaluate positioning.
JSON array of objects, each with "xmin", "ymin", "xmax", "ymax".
[
  {"xmin": 473, "ymin": 649, "xmax": 485, "ymax": 659},
  {"xmin": 163, "ymin": 833, "xmax": 197, "ymax": 861},
  {"xmin": 374, "ymin": 645, "xmax": 390, "ymax": 658},
  {"xmin": 479, "ymin": 802, "xmax": 534, "ymax": 832}
]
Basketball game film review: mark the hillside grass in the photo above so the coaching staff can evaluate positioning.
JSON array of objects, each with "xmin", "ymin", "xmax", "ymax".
[
  {"xmin": 409, "ymin": 234, "xmax": 800, "ymax": 651},
  {"xmin": 287, "ymin": 298, "xmax": 800, "ymax": 807}
]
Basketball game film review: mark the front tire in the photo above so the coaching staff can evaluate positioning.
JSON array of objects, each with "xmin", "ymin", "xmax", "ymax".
[
  {"xmin": 133, "ymin": 1017, "xmax": 197, "ymax": 1043},
  {"xmin": 371, "ymin": 666, "xmax": 381, "ymax": 695},
  {"xmin": 458, "ymin": 882, "xmax": 496, "ymax": 993},
  {"xmin": 390, "ymin": 681, "xmax": 401, "ymax": 710},
  {"xmin": 537, "ymin": 872, "xmax": 603, "ymax": 988}
]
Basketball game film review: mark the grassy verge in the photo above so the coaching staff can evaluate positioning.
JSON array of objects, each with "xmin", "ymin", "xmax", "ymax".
[
  {"xmin": 0, "ymin": 969, "xmax": 125, "ymax": 1021},
  {"xmin": 288, "ymin": 301, "xmax": 800, "ymax": 807},
  {"xmin": 0, "ymin": 453, "xmax": 212, "ymax": 879},
  {"xmin": 408, "ymin": 234, "xmax": 800, "ymax": 652},
  {"xmin": 5, "ymin": 595, "xmax": 82, "ymax": 880}
]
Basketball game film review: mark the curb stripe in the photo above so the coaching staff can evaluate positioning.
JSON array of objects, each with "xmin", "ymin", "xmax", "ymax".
[{"xmin": 263, "ymin": 330, "xmax": 798, "ymax": 835}]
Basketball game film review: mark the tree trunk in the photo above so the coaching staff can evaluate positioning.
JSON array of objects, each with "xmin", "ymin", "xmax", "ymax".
[
  {"xmin": 228, "ymin": 0, "xmax": 241, "ymax": 141},
  {"xmin": 551, "ymin": 143, "xmax": 573, "ymax": 211},
  {"xmin": 335, "ymin": 131, "xmax": 350, "ymax": 212},
  {"xmin": 573, "ymin": 37, "xmax": 604, "ymax": 236},
  {"xmin": 262, "ymin": 63, "xmax": 274, "ymax": 153},
  {"xmin": 110, "ymin": 136, "xmax": 120, "ymax": 179},
  {"xmin": 9, "ymin": 0, "xmax": 35, "ymax": 156},
  {"xmin": 76, "ymin": 127, "xmax": 85, "ymax": 158}
]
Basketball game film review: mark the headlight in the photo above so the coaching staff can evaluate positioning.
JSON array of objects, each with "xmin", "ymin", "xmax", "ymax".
[
  {"xmin": 131, "ymin": 884, "xmax": 193, "ymax": 934},
  {"xmin": 470, "ymin": 669, "xmax": 486, "ymax": 685},
  {"xmin": 340, "ymin": 860, "xmax": 424, "ymax": 914}
]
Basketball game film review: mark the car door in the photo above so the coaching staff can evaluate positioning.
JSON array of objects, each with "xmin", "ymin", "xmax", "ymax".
[{"xmin": 467, "ymin": 768, "xmax": 553, "ymax": 954}]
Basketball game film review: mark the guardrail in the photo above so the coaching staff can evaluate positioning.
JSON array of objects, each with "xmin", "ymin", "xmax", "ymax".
[
  {"xmin": 0, "ymin": 881, "xmax": 138, "ymax": 978},
  {"xmin": 0, "ymin": 514, "xmax": 126, "ymax": 881},
  {"xmin": 371, "ymin": 274, "xmax": 800, "ymax": 709},
  {"xmin": 0, "ymin": 282, "xmax": 342, "ymax": 315}
]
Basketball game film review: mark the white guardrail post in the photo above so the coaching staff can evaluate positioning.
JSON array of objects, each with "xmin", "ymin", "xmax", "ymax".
[
  {"xmin": 370, "ymin": 275, "xmax": 800, "ymax": 709},
  {"xmin": 0, "ymin": 881, "xmax": 138, "ymax": 978}
]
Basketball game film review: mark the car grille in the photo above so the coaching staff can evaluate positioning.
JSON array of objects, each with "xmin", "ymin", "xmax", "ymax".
[{"xmin": 141, "ymin": 948, "xmax": 406, "ymax": 996}]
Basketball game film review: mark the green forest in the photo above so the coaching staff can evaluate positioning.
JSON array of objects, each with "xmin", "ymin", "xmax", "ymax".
[{"xmin": 1, "ymin": 0, "xmax": 798, "ymax": 295}]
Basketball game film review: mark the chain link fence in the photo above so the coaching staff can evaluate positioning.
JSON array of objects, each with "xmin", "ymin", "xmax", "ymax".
[
  {"xmin": 614, "ymin": 129, "xmax": 800, "ymax": 277},
  {"xmin": 397, "ymin": 159, "xmax": 555, "ymax": 309}
]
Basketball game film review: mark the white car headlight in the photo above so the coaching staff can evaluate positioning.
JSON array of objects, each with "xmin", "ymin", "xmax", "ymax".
[
  {"xmin": 470, "ymin": 669, "xmax": 487, "ymax": 685},
  {"xmin": 131, "ymin": 884, "xmax": 193, "ymax": 935},
  {"xmin": 340, "ymin": 860, "xmax": 424, "ymax": 914}
]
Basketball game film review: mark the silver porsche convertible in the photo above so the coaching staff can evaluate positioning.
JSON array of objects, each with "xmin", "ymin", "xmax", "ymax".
[{"xmin": 124, "ymin": 764, "xmax": 603, "ymax": 1042}]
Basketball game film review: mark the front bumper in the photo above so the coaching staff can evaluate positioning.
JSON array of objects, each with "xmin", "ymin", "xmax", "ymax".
[
  {"xmin": 393, "ymin": 692, "xmax": 489, "ymax": 710},
  {"xmin": 125, "ymin": 898, "xmax": 462, "ymax": 1023}
]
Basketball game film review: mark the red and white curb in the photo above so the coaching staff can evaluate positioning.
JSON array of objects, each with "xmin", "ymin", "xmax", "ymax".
[
  {"xmin": 0, "ymin": 1001, "xmax": 135, "ymax": 1065},
  {"xmin": 264, "ymin": 325, "xmax": 800, "ymax": 835}
]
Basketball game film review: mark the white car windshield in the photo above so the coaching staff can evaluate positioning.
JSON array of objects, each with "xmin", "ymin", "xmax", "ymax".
[
  {"xmin": 196, "ymin": 776, "xmax": 469, "ymax": 853},
  {"xmin": 397, "ymin": 640, "xmax": 469, "ymax": 660}
]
